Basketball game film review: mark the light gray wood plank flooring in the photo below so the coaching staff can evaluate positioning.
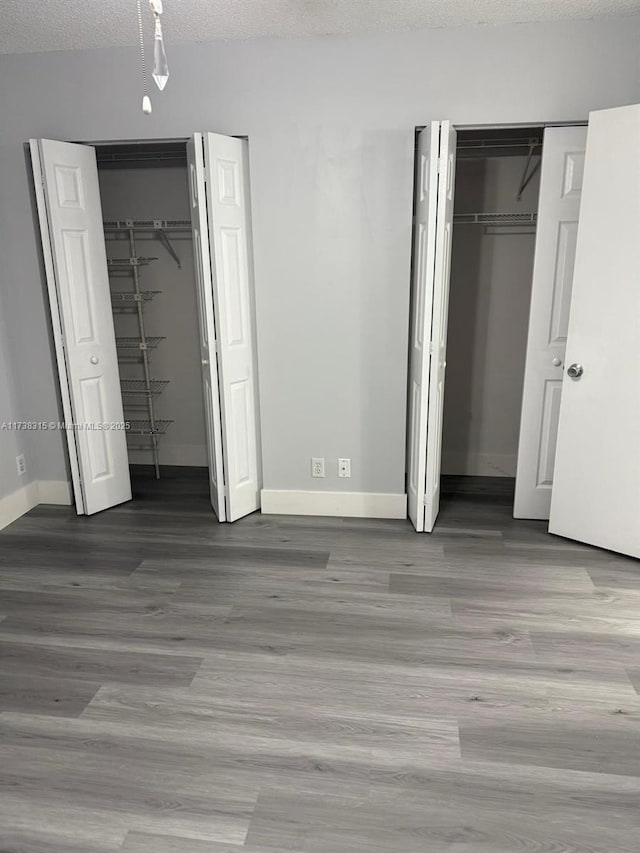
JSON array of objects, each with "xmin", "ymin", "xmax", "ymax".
[{"xmin": 1, "ymin": 468, "xmax": 639, "ymax": 851}]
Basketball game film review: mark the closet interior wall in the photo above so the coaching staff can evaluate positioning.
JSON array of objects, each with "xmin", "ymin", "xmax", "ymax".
[
  {"xmin": 97, "ymin": 156, "xmax": 208, "ymax": 469},
  {"xmin": 441, "ymin": 140, "xmax": 542, "ymax": 478}
]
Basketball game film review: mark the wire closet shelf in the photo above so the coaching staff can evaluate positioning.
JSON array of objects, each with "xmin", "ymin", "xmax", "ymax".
[
  {"xmin": 453, "ymin": 212, "xmax": 538, "ymax": 226},
  {"xmin": 107, "ymin": 221, "xmax": 173, "ymax": 478}
]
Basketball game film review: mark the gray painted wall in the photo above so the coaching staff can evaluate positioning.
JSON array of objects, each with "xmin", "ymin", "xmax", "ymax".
[
  {"xmin": 442, "ymin": 155, "xmax": 540, "ymax": 478},
  {"xmin": 97, "ymin": 165, "xmax": 208, "ymax": 467},
  {"xmin": 0, "ymin": 298, "xmax": 29, "ymax": 496},
  {"xmin": 0, "ymin": 17, "xmax": 638, "ymax": 502}
]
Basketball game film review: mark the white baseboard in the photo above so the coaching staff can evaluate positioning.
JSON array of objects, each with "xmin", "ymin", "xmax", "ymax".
[
  {"xmin": 0, "ymin": 479, "xmax": 73, "ymax": 531},
  {"xmin": 38, "ymin": 479, "xmax": 73, "ymax": 505},
  {"xmin": 261, "ymin": 489, "xmax": 407, "ymax": 519},
  {"xmin": 0, "ymin": 481, "xmax": 39, "ymax": 530},
  {"xmin": 441, "ymin": 452, "xmax": 516, "ymax": 478}
]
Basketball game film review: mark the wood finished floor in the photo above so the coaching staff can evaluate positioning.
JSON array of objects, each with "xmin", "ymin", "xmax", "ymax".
[{"xmin": 1, "ymin": 469, "xmax": 639, "ymax": 852}]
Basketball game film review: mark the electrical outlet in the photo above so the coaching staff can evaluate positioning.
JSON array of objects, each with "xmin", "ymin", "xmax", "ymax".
[
  {"xmin": 338, "ymin": 458, "xmax": 351, "ymax": 478},
  {"xmin": 16, "ymin": 454, "xmax": 26, "ymax": 477},
  {"xmin": 311, "ymin": 457, "xmax": 325, "ymax": 478}
]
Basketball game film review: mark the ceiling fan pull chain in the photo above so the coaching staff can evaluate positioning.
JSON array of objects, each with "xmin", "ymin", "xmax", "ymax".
[{"xmin": 137, "ymin": 0, "xmax": 152, "ymax": 114}]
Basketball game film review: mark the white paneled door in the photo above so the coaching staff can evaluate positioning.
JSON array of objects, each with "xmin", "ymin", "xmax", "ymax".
[
  {"xmin": 31, "ymin": 139, "xmax": 131, "ymax": 515},
  {"xmin": 514, "ymin": 126, "xmax": 588, "ymax": 519},
  {"xmin": 201, "ymin": 133, "xmax": 262, "ymax": 522},
  {"xmin": 424, "ymin": 122, "xmax": 457, "ymax": 532},
  {"xmin": 407, "ymin": 123, "xmax": 440, "ymax": 532},
  {"xmin": 549, "ymin": 105, "xmax": 640, "ymax": 559},
  {"xmin": 407, "ymin": 122, "xmax": 456, "ymax": 533},
  {"xmin": 187, "ymin": 135, "xmax": 226, "ymax": 521}
]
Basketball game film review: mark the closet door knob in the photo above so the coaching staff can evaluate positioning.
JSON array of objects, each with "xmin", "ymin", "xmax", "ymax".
[
  {"xmin": 552, "ymin": 357, "xmax": 562, "ymax": 367},
  {"xmin": 567, "ymin": 363, "xmax": 584, "ymax": 379},
  {"xmin": 202, "ymin": 359, "xmax": 209, "ymax": 366},
  {"xmin": 90, "ymin": 356, "xmax": 99, "ymax": 365}
]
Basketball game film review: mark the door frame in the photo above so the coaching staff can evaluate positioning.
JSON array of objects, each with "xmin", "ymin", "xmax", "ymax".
[
  {"xmin": 31, "ymin": 133, "xmax": 259, "ymax": 519},
  {"xmin": 406, "ymin": 117, "xmax": 588, "ymax": 529}
]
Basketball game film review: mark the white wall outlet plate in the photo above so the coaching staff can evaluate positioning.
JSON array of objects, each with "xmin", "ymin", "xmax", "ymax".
[
  {"xmin": 338, "ymin": 458, "xmax": 351, "ymax": 478},
  {"xmin": 16, "ymin": 454, "xmax": 26, "ymax": 477},
  {"xmin": 311, "ymin": 457, "xmax": 325, "ymax": 478}
]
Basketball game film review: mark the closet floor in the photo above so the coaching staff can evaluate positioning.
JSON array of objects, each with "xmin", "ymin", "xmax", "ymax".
[{"xmin": 1, "ymin": 472, "xmax": 639, "ymax": 852}]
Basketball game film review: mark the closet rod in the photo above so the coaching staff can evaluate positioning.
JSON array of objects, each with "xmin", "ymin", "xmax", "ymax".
[
  {"xmin": 458, "ymin": 139, "xmax": 541, "ymax": 148},
  {"xmin": 516, "ymin": 143, "xmax": 542, "ymax": 201},
  {"xmin": 456, "ymin": 139, "xmax": 543, "ymax": 160}
]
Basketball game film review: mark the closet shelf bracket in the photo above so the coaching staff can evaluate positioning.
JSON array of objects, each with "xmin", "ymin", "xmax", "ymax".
[
  {"xmin": 516, "ymin": 142, "xmax": 541, "ymax": 201},
  {"xmin": 154, "ymin": 220, "xmax": 182, "ymax": 269}
]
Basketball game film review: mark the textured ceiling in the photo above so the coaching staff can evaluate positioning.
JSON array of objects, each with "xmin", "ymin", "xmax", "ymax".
[{"xmin": 2, "ymin": 0, "xmax": 639, "ymax": 55}]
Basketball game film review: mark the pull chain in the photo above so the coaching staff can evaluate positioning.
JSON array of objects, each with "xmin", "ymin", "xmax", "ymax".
[{"xmin": 137, "ymin": 0, "xmax": 152, "ymax": 114}]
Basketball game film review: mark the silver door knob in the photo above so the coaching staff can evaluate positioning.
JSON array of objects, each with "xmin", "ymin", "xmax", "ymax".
[
  {"xmin": 567, "ymin": 363, "xmax": 584, "ymax": 379},
  {"xmin": 202, "ymin": 359, "xmax": 209, "ymax": 366},
  {"xmin": 90, "ymin": 356, "xmax": 99, "ymax": 365},
  {"xmin": 552, "ymin": 357, "xmax": 562, "ymax": 367}
]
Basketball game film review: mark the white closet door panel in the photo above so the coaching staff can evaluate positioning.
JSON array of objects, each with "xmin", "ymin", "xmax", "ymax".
[
  {"xmin": 407, "ymin": 123, "xmax": 440, "ymax": 532},
  {"xmin": 30, "ymin": 141, "xmax": 84, "ymax": 513},
  {"xmin": 229, "ymin": 378, "xmax": 252, "ymax": 484},
  {"xmin": 424, "ymin": 122, "xmax": 456, "ymax": 533},
  {"xmin": 514, "ymin": 126, "xmax": 587, "ymax": 519},
  {"xmin": 550, "ymin": 105, "xmax": 640, "ymax": 558},
  {"xmin": 204, "ymin": 133, "xmax": 261, "ymax": 522},
  {"xmin": 187, "ymin": 135, "xmax": 226, "ymax": 521},
  {"xmin": 36, "ymin": 139, "xmax": 131, "ymax": 515}
]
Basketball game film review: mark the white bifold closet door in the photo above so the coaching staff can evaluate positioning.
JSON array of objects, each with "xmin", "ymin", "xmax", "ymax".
[
  {"xmin": 409, "ymin": 109, "xmax": 638, "ymax": 556},
  {"xmin": 189, "ymin": 133, "xmax": 262, "ymax": 522},
  {"xmin": 514, "ymin": 126, "xmax": 588, "ymax": 519},
  {"xmin": 424, "ymin": 123, "xmax": 456, "ymax": 532},
  {"xmin": 549, "ymin": 105, "xmax": 640, "ymax": 559},
  {"xmin": 30, "ymin": 139, "xmax": 131, "ymax": 516},
  {"xmin": 407, "ymin": 124, "xmax": 439, "ymax": 532},
  {"xmin": 32, "ymin": 134, "xmax": 261, "ymax": 522},
  {"xmin": 407, "ymin": 122, "xmax": 456, "ymax": 533},
  {"xmin": 187, "ymin": 136, "xmax": 227, "ymax": 520}
]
